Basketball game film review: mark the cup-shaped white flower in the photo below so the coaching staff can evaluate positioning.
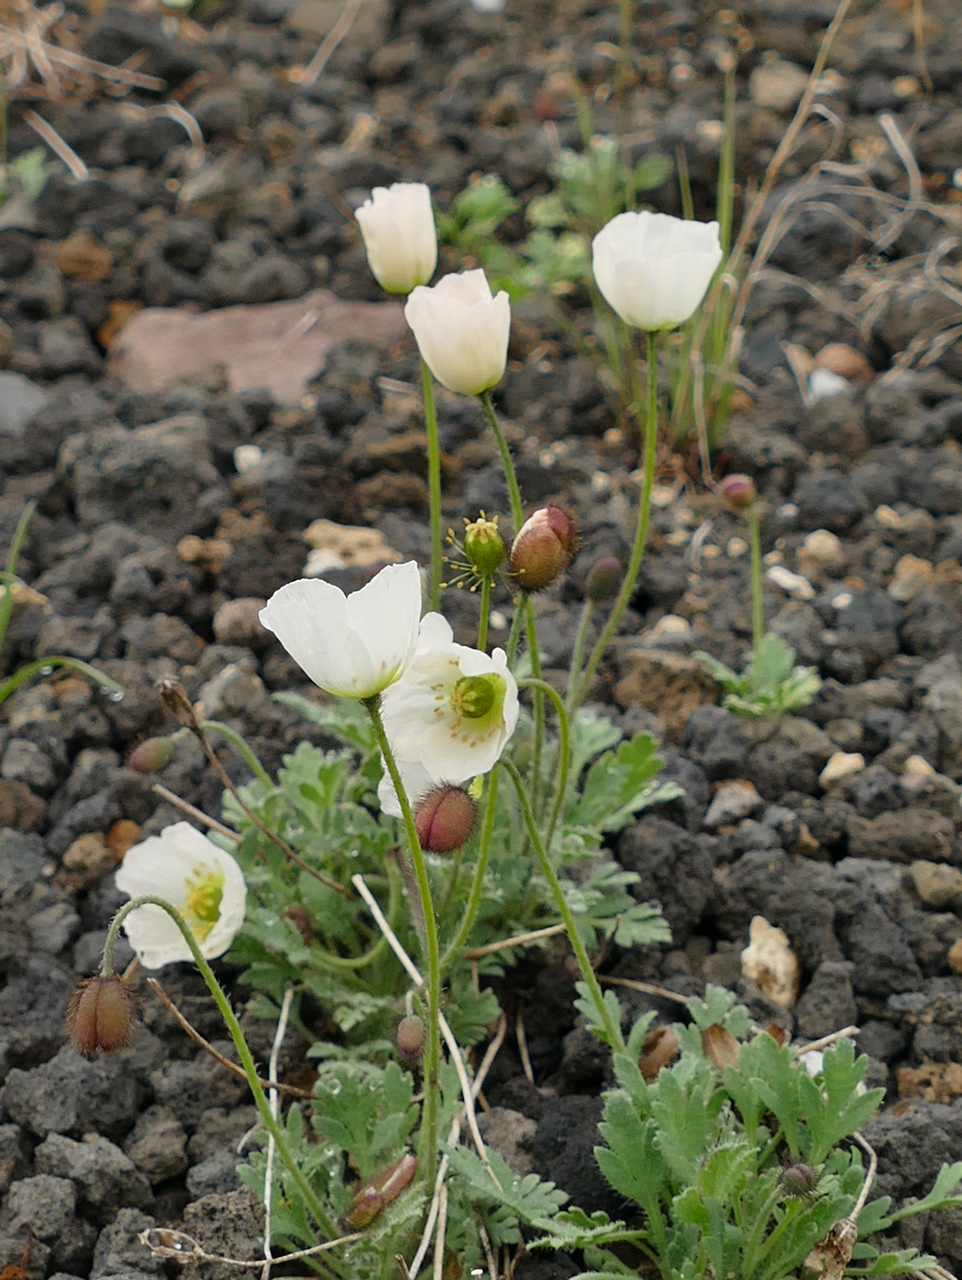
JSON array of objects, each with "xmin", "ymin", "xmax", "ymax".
[
  {"xmin": 115, "ymin": 823, "xmax": 247, "ymax": 969},
  {"xmin": 380, "ymin": 612, "xmax": 519, "ymax": 788},
  {"xmin": 356, "ymin": 182, "xmax": 438, "ymax": 295},
  {"xmin": 592, "ymin": 211, "xmax": 723, "ymax": 332},
  {"xmin": 259, "ymin": 561, "xmax": 423, "ymax": 699},
  {"xmin": 404, "ymin": 269, "xmax": 510, "ymax": 396}
]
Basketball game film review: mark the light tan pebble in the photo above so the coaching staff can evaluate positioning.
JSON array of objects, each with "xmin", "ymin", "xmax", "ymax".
[
  {"xmin": 887, "ymin": 554, "xmax": 933, "ymax": 603},
  {"xmin": 908, "ymin": 861, "xmax": 962, "ymax": 909},
  {"xmin": 819, "ymin": 751, "xmax": 865, "ymax": 787},
  {"xmin": 741, "ymin": 916, "xmax": 800, "ymax": 1010}
]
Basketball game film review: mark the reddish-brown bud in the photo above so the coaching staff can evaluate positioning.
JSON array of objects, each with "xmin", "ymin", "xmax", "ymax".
[
  {"xmin": 67, "ymin": 974, "xmax": 136, "ymax": 1058},
  {"xmin": 127, "ymin": 737, "xmax": 176, "ymax": 774},
  {"xmin": 283, "ymin": 904, "xmax": 314, "ymax": 945},
  {"xmin": 585, "ymin": 555, "xmax": 623, "ymax": 603},
  {"xmin": 414, "ymin": 786, "xmax": 476, "ymax": 854},
  {"xmin": 396, "ymin": 1013, "xmax": 426, "ymax": 1064},
  {"xmin": 509, "ymin": 506, "xmax": 579, "ymax": 592},
  {"xmin": 719, "ymin": 474, "xmax": 757, "ymax": 510}
]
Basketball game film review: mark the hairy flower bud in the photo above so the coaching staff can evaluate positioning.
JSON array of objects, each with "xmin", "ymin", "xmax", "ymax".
[
  {"xmin": 127, "ymin": 737, "xmax": 176, "ymax": 774},
  {"xmin": 720, "ymin": 474, "xmax": 757, "ymax": 510},
  {"xmin": 67, "ymin": 974, "xmax": 136, "ymax": 1058},
  {"xmin": 414, "ymin": 785, "xmax": 476, "ymax": 854},
  {"xmin": 463, "ymin": 514, "xmax": 505, "ymax": 578},
  {"xmin": 509, "ymin": 506, "xmax": 579, "ymax": 592},
  {"xmin": 585, "ymin": 555, "xmax": 623, "ymax": 603},
  {"xmin": 396, "ymin": 1013, "xmax": 426, "ymax": 1064},
  {"xmin": 781, "ymin": 1162, "xmax": 818, "ymax": 1198}
]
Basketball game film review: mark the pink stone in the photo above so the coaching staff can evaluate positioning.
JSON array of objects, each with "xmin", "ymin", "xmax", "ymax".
[{"xmin": 108, "ymin": 289, "xmax": 406, "ymax": 404}]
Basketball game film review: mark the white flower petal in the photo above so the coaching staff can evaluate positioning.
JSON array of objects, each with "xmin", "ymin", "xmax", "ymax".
[
  {"xmin": 377, "ymin": 757, "xmax": 438, "ymax": 818},
  {"xmin": 259, "ymin": 561, "xmax": 423, "ymax": 698},
  {"xmin": 356, "ymin": 182, "xmax": 437, "ymax": 294},
  {"xmin": 592, "ymin": 211, "xmax": 723, "ymax": 332},
  {"xmin": 115, "ymin": 822, "xmax": 247, "ymax": 970},
  {"xmin": 405, "ymin": 270, "xmax": 510, "ymax": 396}
]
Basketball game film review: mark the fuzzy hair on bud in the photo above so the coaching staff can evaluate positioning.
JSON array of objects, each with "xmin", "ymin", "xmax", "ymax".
[
  {"xmin": 127, "ymin": 737, "xmax": 176, "ymax": 774},
  {"xmin": 585, "ymin": 555, "xmax": 623, "ymax": 603},
  {"xmin": 719, "ymin": 474, "xmax": 757, "ymax": 510},
  {"xmin": 67, "ymin": 974, "xmax": 136, "ymax": 1058},
  {"xmin": 414, "ymin": 785, "xmax": 476, "ymax": 854},
  {"xmin": 509, "ymin": 505, "xmax": 579, "ymax": 592},
  {"xmin": 396, "ymin": 1013, "xmax": 426, "ymax": 1064}
]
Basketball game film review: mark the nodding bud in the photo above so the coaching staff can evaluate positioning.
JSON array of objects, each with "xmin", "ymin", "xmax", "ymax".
[
  {"xmin": 585, "ymin": 555, "xmax": 623, "ymax": 603},
  {"xmin": 781, "ymin": 1162, "xmax": 819, "ymax": 1197},
  {"xmin": 67, "ymin": 974, "xmax": 136, "ymax": 1058},
  {"xmin": 156, "ymin": 677, "xmax": 199, "ymax": 730},
  {"xmin": 509, "ymin": 506, "xmax": 579, "ymax": 592},
  {"xmin": 414, "ymin": 785, "xmax": 476, "ymax": 854},
  {"xmin": 127, "ymin": 737, "xmax": 176, "ymax": 774},
  {"xmin": 463, "ymin": 513, "xmax": 505, "ymax": 578},
  {"xmin": 396, "ymin": 1013, "xmax": 426, "ymax": 1064},
  {"xmin": 720, "ymin": 474, "xmax": 757, "ymax": 510}
]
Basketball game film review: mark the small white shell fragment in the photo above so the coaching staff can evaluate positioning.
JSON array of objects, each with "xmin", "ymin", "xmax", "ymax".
[
  {"xmin": 741, "ymin": 916, "xmax": 800, "ymax": 1010},
  {"xmin": 819, "ymin": 751, "xmax": 865, "ymax": 787},
  {"xmin": 766, "ymin": 565, "xmax": 816, "ymax": 600}
]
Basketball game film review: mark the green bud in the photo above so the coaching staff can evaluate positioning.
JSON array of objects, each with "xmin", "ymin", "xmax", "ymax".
[
  {"xmin": 127, "ymin": 737, "xmax": 176, "ymax": 774},
  {"xmin": 463, "ymin": 513, "xmax": 505, "ymax": 577},
  {"xmin": 585, "ymin": 555, "xmax": 623, "ymax": 602}
]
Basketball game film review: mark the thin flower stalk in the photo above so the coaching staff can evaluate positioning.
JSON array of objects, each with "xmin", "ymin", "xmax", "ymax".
[
  {"xmin": 421, "ymin": 356, "xmax": 443, "ymax": 613},
  {"xmin": 565, "ymin": 598, "xmax": 595, "ymax": 711},
  {"xmin": 571, "ymin": 329, "xmax": 660, "ymax": 709},
  {"xmin": 439, "ymin": 769, "xmax": 500, "ymax": 971},
  {"xmin": 0, "ymin": 499, "xmax": 34, "ymax": 650},
  {"xmin": 499, "ymin": 759, "xmax": 624, "ymax": 1053},
  {"xmin": 0, "ymin": 655, "xmax": 124, "ymax": 707},
  {"xmin": 748, "ymin": 501, "xmax": 765, "ymax": 652},
  {"xmin": 519, "ymin": 677, "xmax": 571, "ymax": 857},
  {"xmin": 201, "ymin": 720, "xmax": 274, "ymax": 789},
  {"xmin": 101, "ymin": 897, "xmax": 345, "ymax": 1260},
  {"xmin": 363, "ymin": 696, "xmax": 441, "ymax": 1191},
  {"xmin": 478, "ymin": 390, "xmax": 523, "ymax": 531}
]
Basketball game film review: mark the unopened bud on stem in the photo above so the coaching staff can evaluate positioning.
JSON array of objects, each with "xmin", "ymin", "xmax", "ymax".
[
  {"xmin": 67, "ymin": 974, "xmax": 136, "ymax": 1057},
  {"xmin": 414, "ymin": 785, "xmax": 476, "ymax": 854},
  {"xmin": 509, "ymin": 506, "xmax": 579, "ymax": 592},
  {"xmin": 585, "ymin": 555, "xmax": 623, "ymax": 603},
  {"xmin": 720, "ymin": 474, "xmax": 757, "ymax": 510}
]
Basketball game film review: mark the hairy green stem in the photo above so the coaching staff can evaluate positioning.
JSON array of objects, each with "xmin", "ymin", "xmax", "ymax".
[
  {"xmin": 103, "ymin": 897, "xmax": 344, "ymax": 1256},
  {"xmin": 479, "ymin": 390, "xmax": 523, "ymax": 532},
  {"xmin": 363, "ymin": 697, "xmax": 441, "ymax": 1190},
  {"xmin": 0, "ymin": 655, "xmax": 124, "ymax": 708},
  {"xmin": 500, "ymin": 759, "xmax": 624, "ymax": 1052},
  {"xmin": 440, "ymin": 769, "xmax": 499, "ymax": 970},
  {"xmin": 519, "ymin": 677, "xmax": 570, "ymax": 857},
  {"xmin": 572, "ymin": 329, "xmax": 659, "ymax": 709},
  {"xmin": 201, "ymin": 720, "xmax": 273, "ymax": 788},
  {"xmin": 523, "ymin": 596, "xmax": 545, "ymax": 822},
  {"xmin": 477, "ymin": 574, "xmax": 492, "ymax": 652},
  {"xmin": 421, "ymin": 357, "xmax": 443, "ymax": 613}
]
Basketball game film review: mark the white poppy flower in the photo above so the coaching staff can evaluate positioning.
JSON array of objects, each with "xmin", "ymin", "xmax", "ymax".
[
  {"xmin": 404, "ymin": 269, "xmax": 511, "ymax": 396},
  {"xmin": 115, "ymin": 823, "xmax": 247, "ymax": 970},
  {"xmin": 259, "ymin": 561, "xmax": 423, "ymax": 699},
  {"xmin": 356, "ymin": 182, "xmax": 438, "ymax": 295},
  {"xmin": 380, "ymin": 612, "xmax": 519, "ymax": 785},
  {"xmin": 592, "ymin": 211, "xmax": 723, "ymax": 332}
]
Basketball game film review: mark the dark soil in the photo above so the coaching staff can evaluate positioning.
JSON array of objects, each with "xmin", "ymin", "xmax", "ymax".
[{"xmin": 2, "ymin": 0, "xmax": 962, "ymax": 1274}]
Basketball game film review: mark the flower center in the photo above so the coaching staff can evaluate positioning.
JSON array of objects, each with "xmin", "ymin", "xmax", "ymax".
[
  {"xmin": 451, "ymin": 675, "xmax": 496, "ymax": 719},
  {"xmin": 183, "ymin": 866, "xmax": 225, "ymax": 942}
]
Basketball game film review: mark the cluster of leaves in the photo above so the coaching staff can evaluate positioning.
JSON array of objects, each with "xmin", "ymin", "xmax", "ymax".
[
  {"xmin": 696, "ymin": 632, "xmax": 822, "ymax": 718},
  {"xmin": 224, "ymin": 698, "xmax": 673, "ymax": 1035},
  {"xmin": 453, "ymin": 986, "xmax": 962, "ymax": 1280},
  {"xmin": 437, "ymin": 136, "xmax": 670, "ymax": 302},
  {"xmin": 0, "ymin": 147, "xmax": 48, "ymax": 211}
]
